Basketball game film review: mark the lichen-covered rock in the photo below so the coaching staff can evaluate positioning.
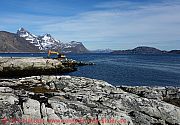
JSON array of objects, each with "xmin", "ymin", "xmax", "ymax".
[
  {"xmin": 0, "ymin": 93, "xmax": 22, "ymax": 125},
  {"xmin": 0, "ymin": 75, "xmax": 180, "ymax": 125}
]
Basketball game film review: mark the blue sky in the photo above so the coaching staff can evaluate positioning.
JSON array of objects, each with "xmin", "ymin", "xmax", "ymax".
[{"xmin": 0, "ymin": 0, "xmax": 180, "ymax": 50}]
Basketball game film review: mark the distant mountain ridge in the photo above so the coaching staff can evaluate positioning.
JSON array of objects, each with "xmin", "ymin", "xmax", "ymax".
[
  {"xmin": 0, "ymin": 31, "xmax": 40, "ymax": 52},
  {"xmin": 1, "ymin": 29, "xmax": 179, "ymax": 54},
  {"xmin": 168, "ymin": 50, "xmax": 180, "ymax": 54},
  {"xmin": 111, "ymin": 46, "xmax": 180, "ymax": 54},
  {"xmin": 17, "ymin": 28, "xmax": 89, "ymax": 53},
  {"xmin": 91, "ymin": 49, "xmax": 113, "ymax": 53}
]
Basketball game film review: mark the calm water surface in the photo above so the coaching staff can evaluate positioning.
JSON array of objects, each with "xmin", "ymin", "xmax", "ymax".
[{"xmin": 1, "ymin": 53, "xmax": 180, "ymax": 86}]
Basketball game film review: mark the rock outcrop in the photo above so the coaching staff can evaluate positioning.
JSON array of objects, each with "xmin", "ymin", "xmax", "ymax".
[
  {"xmin": 0, "ymin": 58, "xmax": 76, "ymax": 77},
  {"xmin": 0, "ymin": 75, "xmax": 180, "ymax": 125},
  {"xmin": 119, "ymin": 86, "xmax": 180, "ymax": 107}
]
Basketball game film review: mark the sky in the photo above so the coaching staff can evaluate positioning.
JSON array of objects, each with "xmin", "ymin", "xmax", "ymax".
[{"xmin": 0, "ymin": 0, "xmax": 180, "ymax": 50}]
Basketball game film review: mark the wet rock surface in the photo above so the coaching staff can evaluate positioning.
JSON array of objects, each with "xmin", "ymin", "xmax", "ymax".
[{"xmin": 0, "ymin": 76, "xmax": 180, "ymax": 125}]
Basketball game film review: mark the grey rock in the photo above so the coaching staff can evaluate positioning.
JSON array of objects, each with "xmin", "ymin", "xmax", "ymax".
[
  {"xmin": 119, "ymin": 86, "xmax": 180, "ymax": 107},
  {"xmin": 0, "ymin": 75, "xmax": 180, "ymax": 125},
  {"xmin": 0, "ymin": 87, "xmax": 13, "ymax": 93},
  {"xmin": 22, "ymin": 98, "xmax": 41, "ymax": 119},
  {"xmin": 0, "ymin": 58, "xmax": 76, "ymax": 77}
]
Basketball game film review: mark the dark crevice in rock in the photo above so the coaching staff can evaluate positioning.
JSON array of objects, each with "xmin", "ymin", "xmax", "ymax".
[
  {"xmin": 165, "ymin": 121, "xmax": 179, "ymax": 125},
  {"xmin": 128, "ymin": 111, "xmax": 136, "ymax": 117},
  {"xmin": 96, "ymin": 114, "xmax": 101, "ymax": 125},
  {"xmin": 139, "ymin": 111, "xmax": 160, "ymax": 120},
  {"xmin": 163, "ymin": 98, "xmax": 180, "ymax": 107},
  {"xmin": 29, "ymin": 93, "xmax": 52, "ymax": 108},
  {"xmin": 17, "ymin": 90, "xmax": 28, "ymax": 115},
  {"xmin": 39, "ymin": 102, "xmax": 43, "ymax": 119},
  {"xmin": 18, "ymin": 97, "xmax": 24, "ymax": 114},
  {"xmin": 152, "ymin": 123, "xmax": 164, "ymax": 125}
]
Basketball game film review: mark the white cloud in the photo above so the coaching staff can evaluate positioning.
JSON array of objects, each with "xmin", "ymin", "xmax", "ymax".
[
  {"xmin": 1, "ymin": 0, "xmax": 180, "ymax": 50},
  {"xmin": 39, "ymin": 1, "xmax": 180, "ymax": 49}
]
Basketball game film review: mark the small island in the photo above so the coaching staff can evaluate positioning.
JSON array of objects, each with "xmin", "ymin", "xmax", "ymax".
[
  {"xmin": 111, "ymin": 46, "xmax": 180, "ymax": 55},
  {"xmin": 0, "ymin": 57, "xmax": 94, "ymax": 77}
]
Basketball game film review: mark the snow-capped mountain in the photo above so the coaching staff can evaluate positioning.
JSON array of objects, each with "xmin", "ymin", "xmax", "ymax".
[
  {"xmin": 17, "ymin": 28, "xmax": 89, "ymax": 53},
  {"xmin": 62, "ymin": 41, "xmax": 89, "ymax": 53}
]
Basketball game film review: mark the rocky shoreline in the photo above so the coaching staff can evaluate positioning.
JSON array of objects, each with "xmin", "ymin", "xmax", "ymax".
[
  {"xmin": 0, "ymin": 75, "xmax": 180, "ymax": 125},
  {"xmin": 0, "ymin": 57, "xmax": 74, "ymax": 77},
  {"xmin": 0, "ymin": 57, "xmax": 94, "ymax": 78}
]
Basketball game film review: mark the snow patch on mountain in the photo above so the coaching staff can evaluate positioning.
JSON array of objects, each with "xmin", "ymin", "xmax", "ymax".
[{"xmin": 17, "ymin": 28, "xmax": 88, "ymax": 53}]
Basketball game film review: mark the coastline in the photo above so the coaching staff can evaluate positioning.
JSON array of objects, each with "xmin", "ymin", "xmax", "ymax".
[
  {"xmin": 0, "ymin": 57, "xmax": 180, "ymax": 124},
  {"xmin": 0, "ymin": 57, "xmax": 77, "ymax": 77}
]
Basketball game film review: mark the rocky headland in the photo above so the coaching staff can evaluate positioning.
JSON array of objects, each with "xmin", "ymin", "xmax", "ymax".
[
  {"xmin": 0, "ymin": 57, "xmax": 94, "ymax": 78},
  {"xmin": 0, "ymin": 57, "xmax": 75, "ymax": 77},
  {"xmin": 0, "ymin": 75, "xmax": 180, "ymax": 125}
]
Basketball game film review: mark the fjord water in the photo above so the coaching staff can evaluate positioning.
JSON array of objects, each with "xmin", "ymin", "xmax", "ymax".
[
  {"xmin": 67, "ymin": 54, "xmax": 180, "ymax": 86},
  {"xmin": 1, "ymin": 53, "xmax": 180, "ymax": 86}
]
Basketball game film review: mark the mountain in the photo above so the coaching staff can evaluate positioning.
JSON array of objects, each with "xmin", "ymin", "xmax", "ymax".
[
  {"xmin": 168, "ymin": 50, "xmax": 180, "ymax": 54},
  {"xmin": 111, "ymin": 46, "xmax": 166, "ymax": 54},
  {"xmin": 91, "ymin": 49, "xmax": 113, "ymax": 53},
  {"xmin": 62, "ymin": 41, "xmax": 89, "ymax": 53},
  {"xmin": 17, "ymin": 28, "xmax": 62, "ymax": 51},
  {"xmin": 0, "ymin": 31, "xmax": 40, "ymax": 52},
  {"xmin": 17, "ymin": 28, "xmax": 89, "ymax": 53}
]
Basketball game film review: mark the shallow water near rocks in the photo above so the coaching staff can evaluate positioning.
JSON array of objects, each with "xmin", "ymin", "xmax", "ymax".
[{"xmin": 1, "ymin": 53, "xmax": 180, "ymax": 86}]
